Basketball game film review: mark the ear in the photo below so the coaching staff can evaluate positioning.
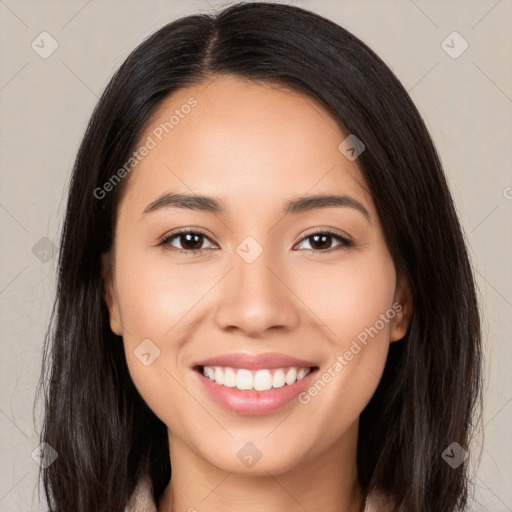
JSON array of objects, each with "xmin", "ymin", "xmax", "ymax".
[
  {"xmin": 390, "ymin": 276, "xmax": 413, "ymax": 343},
  {"xmin": 101, "ymin": 252, "xmax": 123, "ymax": 336}
]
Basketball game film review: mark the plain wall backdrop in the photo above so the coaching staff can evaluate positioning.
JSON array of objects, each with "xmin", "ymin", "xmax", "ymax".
[{"xmin": 0, "ymin": 0, "xmax": 510, "ymax": 510}]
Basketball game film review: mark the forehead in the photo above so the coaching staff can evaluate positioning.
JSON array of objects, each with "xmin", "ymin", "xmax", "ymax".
[{"xmin": 119, "ymin": 75, "xmax": 373, "ymax": 218}]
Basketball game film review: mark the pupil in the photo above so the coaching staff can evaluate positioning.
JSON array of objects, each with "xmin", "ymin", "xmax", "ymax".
[
  {"xmin": 182, "ymin": 233, "xmax": 202, "ymax": 249},
  {"xmin": 312, "ymin": 234, "xmax": 331, "ymax": 250}
]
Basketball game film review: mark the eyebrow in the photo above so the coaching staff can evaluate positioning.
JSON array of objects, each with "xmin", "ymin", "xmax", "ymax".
[{"xmin": 141, "ymin": 192, "xmax": 371, "ymax": 221}]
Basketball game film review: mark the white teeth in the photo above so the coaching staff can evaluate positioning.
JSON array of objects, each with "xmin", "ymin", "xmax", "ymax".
[
  {"xmin": 223, "ymin": 368, "xmax": 237, "ymax": 387},
  {"xmin": 254, "ymin": 370, "xmax": 273, "ymax": 391},
  {"xmin": 272, "ymin": 369, "xmax": 286, "ymax": 388},
  {"xmin": 214, "ymin": 367, "xmax": 224, "ymax": 385},
  {"xmin": 297, "ymin": 368, "xmax": 309, "ymax": 381},
  {"xmin": 201, "ymin": 365, "xmax": 312, "ymax": 391},
  {"xmin": 285, "ymin": 367, "xmax": 297, "ymax": 385},
  {"xmin": 236, "ymin": 369, "xmax": 254, "ymax": 390}
]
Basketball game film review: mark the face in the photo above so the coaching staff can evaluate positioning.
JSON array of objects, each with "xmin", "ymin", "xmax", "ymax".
[{"xmin": 103, "ymin": 75, "xmax": 411, "ymax": 476}]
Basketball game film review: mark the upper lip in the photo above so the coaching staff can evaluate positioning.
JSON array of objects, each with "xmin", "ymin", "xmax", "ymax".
[{"xmin": 193, "ymin": 352, "xmax": 318, "ymax": 370}]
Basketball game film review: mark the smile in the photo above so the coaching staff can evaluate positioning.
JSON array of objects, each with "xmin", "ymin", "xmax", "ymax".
[{"xmin": 200, "ymin": 365, "xmax": 312, "ymax": 391}]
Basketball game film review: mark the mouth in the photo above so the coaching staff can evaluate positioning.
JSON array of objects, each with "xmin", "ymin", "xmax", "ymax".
[
  {"xmin": 193, "ymin": 364, "xmax": 319, "ymax": 391},
  {"xmin": 192, "ymin": 357, "xmax": 320, "ymax": 415}
]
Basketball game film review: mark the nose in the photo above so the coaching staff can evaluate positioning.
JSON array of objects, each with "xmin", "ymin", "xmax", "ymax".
[{"xmin": 213, "ymin": 249, "xmax": 300, "ymax": 337}]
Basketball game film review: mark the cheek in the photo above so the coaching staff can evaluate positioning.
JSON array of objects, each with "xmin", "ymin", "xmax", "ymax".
[
  {"xmin": 293, "ymin": 251, "xmax": 396, "ymax": 422},
  {"xmin": 295, "ymin": 250, "xmax": 397, "ymax": 346},
  {"xmin": 114, "ymin": 240, "xmax": 209, "ymax": 341}
]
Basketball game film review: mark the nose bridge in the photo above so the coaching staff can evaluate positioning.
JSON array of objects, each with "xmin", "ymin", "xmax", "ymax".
[{"xmin": 213, "ymin": 239, "xmax": 299, "ymax": 335}]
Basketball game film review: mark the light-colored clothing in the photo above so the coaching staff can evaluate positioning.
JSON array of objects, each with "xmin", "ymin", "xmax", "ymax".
[{"xmin": 124, "ymin": 474, "xmax": 392, "ymax": 512}]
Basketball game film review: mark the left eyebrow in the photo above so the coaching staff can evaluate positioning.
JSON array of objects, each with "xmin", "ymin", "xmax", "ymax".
[
  {"xmin": 284, "ymin": 194, "xmax": 371, "ymax": 222},
  {"xmin": 141, "ymin": 192, "xmax": 371, "ymax": 222}
]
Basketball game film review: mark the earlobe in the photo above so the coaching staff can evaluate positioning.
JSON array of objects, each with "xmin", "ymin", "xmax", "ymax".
[
  {"xmin": 390, "ymin": 278, "xmax": 413, "ymax": 342},
  {"xmin": 101, "ymin": 252, "xmax": 123, "ymax": 336}
]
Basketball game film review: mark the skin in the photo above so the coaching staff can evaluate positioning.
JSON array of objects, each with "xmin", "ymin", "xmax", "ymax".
[{"xmin": 103, "ymin": 75, "xmax": 412, "ymax": 512}]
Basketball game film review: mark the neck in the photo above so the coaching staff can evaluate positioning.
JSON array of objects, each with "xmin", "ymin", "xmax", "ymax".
[{"xmin": 158, "ymin": 422, "xmax": 364, "ymax": 512}]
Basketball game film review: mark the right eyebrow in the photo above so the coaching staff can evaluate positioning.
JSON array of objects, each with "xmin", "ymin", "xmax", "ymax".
[{"xmin": 141, "ymin": 192, "xmax": 227, "ymax": 218}]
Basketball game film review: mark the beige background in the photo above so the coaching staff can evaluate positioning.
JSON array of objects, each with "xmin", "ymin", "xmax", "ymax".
[{"xmin": 0, "ymin": 0, "xmax": 510, "ymax": 510}]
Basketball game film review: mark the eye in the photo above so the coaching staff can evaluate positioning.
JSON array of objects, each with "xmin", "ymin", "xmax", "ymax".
[
  {"xmin": 294, "ymin": 230, "xmax": 354, "ymax": 254},
  {"xmin": 158, "ymin": 229, "xmax": 217, "ymax": 255}
]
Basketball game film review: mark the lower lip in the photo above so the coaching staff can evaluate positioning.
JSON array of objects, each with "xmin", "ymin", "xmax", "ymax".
[{"xmin": 194, "ymin": 367, "xmax": 318, "ymax": 416}]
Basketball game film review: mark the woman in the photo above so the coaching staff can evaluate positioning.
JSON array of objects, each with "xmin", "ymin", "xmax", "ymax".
[{"xmin": 38, "ymin": 2, "xmax": 482, "ymax": 511}]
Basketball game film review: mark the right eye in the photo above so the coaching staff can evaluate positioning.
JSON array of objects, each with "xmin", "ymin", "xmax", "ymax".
[{"xmin": 158, "ymin": 229, "xmax": 217, "ymax": 255}]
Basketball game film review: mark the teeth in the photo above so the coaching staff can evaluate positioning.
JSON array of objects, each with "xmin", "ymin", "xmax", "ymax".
[
  {"xmin": 236, "ymin": 369, "xmax": 253, "ymax": 390},
  {"xmin": 272, "ymin": 369, "xmax": 285, "ymax": 388},
  {"xmin": 285, "ymin": 367, "xmax": 297, "ymax": 385},
  {"xmin": 223, "ymin": 368, "xmax": 237, "ymax": 387},
  {"xmin": 214, "ymin": 367, "xmax": 224, "ymax": 386},
  {"xmin": 297, "ymin": 368, "xmax": 309, "ymax": 381},
  {"xmin": 254, "ymin": 370, "xmax": 272, "ymax": 391},
  {"xmin": 201, "ymin": 365, "xmax": 312, "ymax": 391}
]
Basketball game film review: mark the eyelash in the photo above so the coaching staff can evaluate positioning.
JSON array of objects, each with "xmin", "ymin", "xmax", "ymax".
[{"xmin": 158, "ymin": 228, "xmax": 354, "ymax": 256}]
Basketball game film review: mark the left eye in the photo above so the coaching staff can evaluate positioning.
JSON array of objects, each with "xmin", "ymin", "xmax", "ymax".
[{"xmin": 294, "ymin": 231, "xmax": 353, "ymax": 253}]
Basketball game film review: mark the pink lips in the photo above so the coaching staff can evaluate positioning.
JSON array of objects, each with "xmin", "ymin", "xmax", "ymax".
[
  {"xmin": 192, "ymin": 352, "xmax": 319, "ymax": 416},
  {"xmin": 193, "ymin": 352, "xmax": 317, "ymax": 370}
]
